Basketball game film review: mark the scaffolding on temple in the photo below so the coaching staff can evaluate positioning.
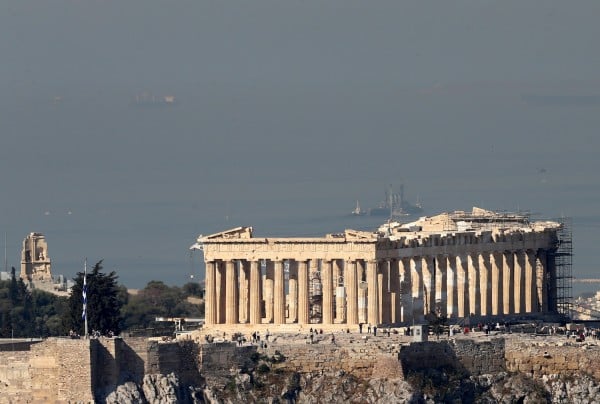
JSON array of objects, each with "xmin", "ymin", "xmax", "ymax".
[{"xmin": 552, "ymin": 217, "xmax": 573, "ymax": 318}]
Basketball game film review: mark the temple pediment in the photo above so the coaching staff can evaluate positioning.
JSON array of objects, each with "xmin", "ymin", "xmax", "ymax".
[
  {"xmin": 202, "ymin": 227, "xmax": 253, "ymax": 240},
  {"xmin": 344, "ymin": 229, "xmax": 376, "ymax": 240}
]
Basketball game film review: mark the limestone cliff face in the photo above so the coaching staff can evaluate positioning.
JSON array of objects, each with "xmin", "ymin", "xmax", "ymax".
[
  {"xmin": 3, "ymin": 336, "xmax": 600, "ymax": 403},
  {"xmin": 103, "ymin": 365, "xmax": 600, "ymax": 403}
]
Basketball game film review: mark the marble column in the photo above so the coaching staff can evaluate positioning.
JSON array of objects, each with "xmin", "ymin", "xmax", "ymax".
[
  {"xmin": 273, "ymin": 260, "xmax": 285, "ymax": 324},
  {"xmin": 456, "ymin": 254, "xmax": 469, "ymax": 318},
  {"xmin": 249, "ymin": 260, "xmax": 262, "ymax": 324},
  {"xmin": 217, "ymin": 261, "xmax": 226, "ymax": 324},
  {"xmin": 422, "ymin": 256, "xmax": 435, "ymax": 317},
  {"xmin": 358, "ymin": 261, "xmax": 367, "ymax": 324},
  {"xmin": 399, "ymin": 258, "xmax": 410, "ymax": 323},
  {"xmin": 297, "ymin": 260, "xmax": 310, "ymax": 324},
  {"xmin": 264, "ymin": 261, "xmax": 274, "ymax": 323},
  {"xmin": 322, "ymin": 260, "xmax": 334, "ymax": 324},
  {"xmin": 410, "ymin": 257, "xmax": 423, "ymax": 323},
  {"xmin": 525, "ymin": 250, "xmax": 536, "ymax": 313},
  {"xmin": 367, "ymin": 260, "xmax": 379, "ymax": 326},
  {"xmin": 345, "ymin": 260, "xmax": 358, "ymax": 324},
  {"xmin": 468, "ymin": 253, "xmax": 480, "ymax": 316},
  {"xmin": 288, "ymin": 261, "xmax": 298, "ymax": 323},
  {"xmin": 238, "ymin": 261, "xmax": 249, "ymax": 323},
  {"xmin": 491, "ymin": 252, "xmax": 503, "ymax": 316},
  {"xmin": 446, "ymin": 255, "xmax": 457, "ymax": 318},
  {"xmin": 378, "ymin": 262, "xmax": 387, "ymax": 324},
  {"xmin": 478, "ymin": 253, "xmax": 491, "ymax": 316},
  {"xmin": 225, "ymin": 260, "xmax": 238, "ymax": 324},
  {"xmin": 389, "ymin": 259, "xmax": 401, "ymax": 323},
  {"xmin": 435, "ymin": 255, "xmax": 447, "ymax": 317},
  {"xmin": 502, "ymin": 251, "xmax": 514, "ymax": 315},
  {"xmin": 513, "ymin": 251, "xmax": 525, "ymax": 314},
  {"xmin": 205, "ymin": 261, "xmax": 216, "ymax": 325}
]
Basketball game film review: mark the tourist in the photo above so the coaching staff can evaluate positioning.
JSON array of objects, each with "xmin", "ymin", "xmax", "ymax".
[
  {"xmin": 331, "ymin": 333, "xmax": 336, "ymax": 345},
  {"xmin": 367, "ymin": 324, "xmax": 371, "ymax": 333},
  {"xmin": 359, "ymin": 323, "xmax": 363, "ymax": 333},
  {"xmin": 373, "ymin": 326, "xmax": 377, "ymax": 336}
]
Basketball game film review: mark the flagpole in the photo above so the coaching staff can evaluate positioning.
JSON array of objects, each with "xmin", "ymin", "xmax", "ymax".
[{"xmin": 83, "ymin": 258, "xmax": 88, "ymax": 339}]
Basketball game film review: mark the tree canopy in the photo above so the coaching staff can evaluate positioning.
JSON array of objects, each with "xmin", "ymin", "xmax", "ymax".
[
  {"xmin": 66, "ymin": 260, "xmax": 124, "ymax": 335},
  {"xmin": 0, "ymin": 267, "xmax": 68, "ymax": 337},
  {"xmin": 2, "ymin": 261, "xmax": 205, "ymax": 338},
  {"xmin": 121, "ymin": 280, "xmax": 204, "ymax": 331}
]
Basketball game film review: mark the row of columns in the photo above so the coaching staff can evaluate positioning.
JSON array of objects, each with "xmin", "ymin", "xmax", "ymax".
[{"xmin": 204, "ymin": 249, "xmax": 551, "ymax": 326}]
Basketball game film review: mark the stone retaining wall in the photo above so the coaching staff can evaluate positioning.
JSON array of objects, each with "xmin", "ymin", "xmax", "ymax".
[
  {"xmin": 505, "ymin": 338, "xmax": 600, "ymax": 380},
  {"xmin": 399, "ymin": 338, "xmax": 506, "ymax": 376},
  {"xmin": 2, "ymin": 335, "xmax": 600, "ymax": 402},
  {"xmin": 0, "ymin": 338, "xmax": 94, "ymax": 404},
  {"xmin": 260, "ymin": 341, "xmax": 402, "ymax": 379}
]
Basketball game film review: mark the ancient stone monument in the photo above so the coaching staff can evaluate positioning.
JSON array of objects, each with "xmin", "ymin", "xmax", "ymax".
[
  {"xmin": 20, "ymin": 232, "xmax": 52, "ymax": 283},
  {"xmin": 196, "ymin": 208, "xmax": 562, "ymax": 327}
]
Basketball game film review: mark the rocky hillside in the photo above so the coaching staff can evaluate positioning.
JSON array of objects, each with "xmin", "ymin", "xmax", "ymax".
[{"xmin": 98, "ymin": 350, "xmax": 600, "ymax": 403}]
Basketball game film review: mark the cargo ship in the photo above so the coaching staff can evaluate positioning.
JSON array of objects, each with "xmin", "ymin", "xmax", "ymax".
[
  {"xmin": 132, "ymin": 92, "xmax": 177, "ymax": 107},
  {"xmin": 369, "ymin": 184, "xmax": 423, "ymax": 217}
]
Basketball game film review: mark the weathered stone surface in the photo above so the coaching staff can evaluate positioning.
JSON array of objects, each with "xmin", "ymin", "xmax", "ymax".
[{"xmin": 2, "ymin": 334, "xmax": 600, "ymax": 403}]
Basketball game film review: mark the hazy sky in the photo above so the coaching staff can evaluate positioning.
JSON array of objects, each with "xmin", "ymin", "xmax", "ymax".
[{"xmin": 1, "ymin": 1, "xmax": 599, "ymax": 290}]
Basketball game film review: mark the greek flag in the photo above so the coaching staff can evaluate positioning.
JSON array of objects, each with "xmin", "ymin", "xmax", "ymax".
[{"xmin": 82, "ymin": 260, "xmax": 87, "ymax": 321}]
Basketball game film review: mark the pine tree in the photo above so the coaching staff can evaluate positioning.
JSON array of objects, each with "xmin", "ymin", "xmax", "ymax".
[{"xmin": 65, "ymin": 260, "xmax": 123, "ymax": 336}]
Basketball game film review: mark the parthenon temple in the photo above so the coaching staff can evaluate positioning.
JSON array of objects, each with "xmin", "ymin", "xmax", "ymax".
[{"xmin": 197, "ymin": 208, "xmax": 563, "ymax": 327}]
